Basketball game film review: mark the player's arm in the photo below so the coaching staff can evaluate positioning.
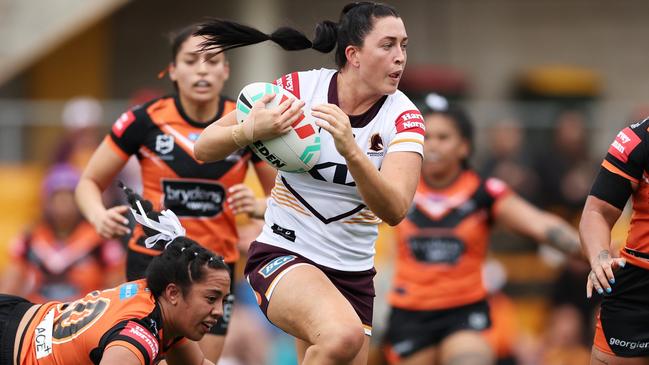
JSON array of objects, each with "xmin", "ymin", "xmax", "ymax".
[
  {"xmin": 76, "ymin": 140, "xmax": 130, "ymax": 239},
  {"xmin": 313, "ymin": 103, "xmax": 422, "ymax": 225},
  {"xmin": 580, "ymin": 124, "xmax": 646, "ymax": 297},
  {"xmin": 352, "ymin": 150, "xmax": 421, "ymax": 226},
  {"xmin": 194, "ymin": 96, "xmax": 302, "ymax": 162},
  {"xmin": 99, "ymin": 345, "xmax": 143, "ymax": 365},
  {"xmin": 165, "ymin": 339, "xmax": 214, "ymax": 365},
  {"xmin": 194, "ymin": 111, "xmax": 239, "ymax": 162},
  {"xmin": 100, "ymin": 320, "xmax": 162, "ymax": 365},
  {"xmin": 580, "ymin": 167, "xmax": 635, "ymax": 297},
  {"xmin": 494, "ymin": 193, "xmax": 581, "ymax": 255}
]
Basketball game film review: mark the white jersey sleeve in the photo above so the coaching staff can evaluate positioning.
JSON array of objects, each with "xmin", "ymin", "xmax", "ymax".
[
  {"xmin": 386, "ymin": 96, "xmax": 425, "ymax": 155},
  {"xmin": 258, "ymin": 68, "xmax": 424, "ymax": 271}
]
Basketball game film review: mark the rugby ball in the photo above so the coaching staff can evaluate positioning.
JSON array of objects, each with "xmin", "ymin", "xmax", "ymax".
[{"xmin": 236, "ymin": 82, "xmax": 320, "ymax": 173}]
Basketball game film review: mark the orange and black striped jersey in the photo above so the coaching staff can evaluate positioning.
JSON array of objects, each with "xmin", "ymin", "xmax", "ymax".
[
  {"xmin": 389, "ymin": 171, "xmax": 510, "ymax": 310},
  {"xmin": 106, "ymin": 95, "xmax": 262, "ymax": 262},
  {"xmin": 600, "ymin": 119, "xmax": 649, "ymax": 269},
  {"xmin": 19, "ymin": 279, "xmax": 184, "ymax": 365},
  {"xmin": 9, "ymin": 221, "xmax": 124, "ymax": 303}
]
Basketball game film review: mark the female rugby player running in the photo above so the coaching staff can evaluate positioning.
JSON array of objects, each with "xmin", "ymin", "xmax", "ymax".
[{"xmin": 194, "ymin": 2, "xmax": 424, "ymax": 364}]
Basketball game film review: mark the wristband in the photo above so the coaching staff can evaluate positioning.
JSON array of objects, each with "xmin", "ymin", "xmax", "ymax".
[{"xmin": 231, "ymin": 124, "xmax": 251, "ymax": 147}]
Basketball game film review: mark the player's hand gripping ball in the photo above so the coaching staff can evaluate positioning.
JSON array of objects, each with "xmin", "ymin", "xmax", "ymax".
[{"xmin": 236, "ymin": 82, "xmax": 320, "ymax": 172}]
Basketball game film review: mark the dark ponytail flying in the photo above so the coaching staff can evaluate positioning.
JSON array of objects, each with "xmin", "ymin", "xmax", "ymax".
[{"xmin": 195, "ymin": 2, "xmax": 399, "ymax": 69}]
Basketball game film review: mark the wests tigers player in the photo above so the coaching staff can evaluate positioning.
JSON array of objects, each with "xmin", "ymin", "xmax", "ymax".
[
  {"xmin": 581, "ymin": 118, "xmax": 649, "ymax": 364},
  {"xmin": 0, "ymin": 197, "xmax": 230, "ymax": 365},
  {"xmin": 384, "ymin": 99, "xmax": 581, "ymax": 365}
]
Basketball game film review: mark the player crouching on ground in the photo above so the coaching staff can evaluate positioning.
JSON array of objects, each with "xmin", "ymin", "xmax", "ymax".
[{"xmin": 0, "ymin": 186, "xmax": 230, "ymax": 365}]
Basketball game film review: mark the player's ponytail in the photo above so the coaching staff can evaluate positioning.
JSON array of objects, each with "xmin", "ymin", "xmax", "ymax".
[
  {"xmin": 312, "ymin": 20, "xmax": 338, "ymax": 53},
  {"xmin": 119, "ymin": 183, "xmax": 229, "ymax": 300},
  {"xmin": 196, "ymin": 2, "xmax": 400, "ymax": 69},
  {"xmin": 195, "ymin": 20, "xmax": 318, "ymax": 54}
]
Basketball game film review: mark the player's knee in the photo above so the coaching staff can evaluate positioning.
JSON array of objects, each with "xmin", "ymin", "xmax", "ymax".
[{"xmin": 318, "ymin": 324, "xmax": 365, "ymax": 361}]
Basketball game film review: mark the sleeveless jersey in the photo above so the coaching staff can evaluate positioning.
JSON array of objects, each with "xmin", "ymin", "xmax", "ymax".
[
  {"xmin": 107, "ymin": 95, "xmax": 261, "ymax": 262},
  {"xmin": 257, "ymin": 68, "xmax": 425, "ymax": 271},
  {"xmin": 389, "ymin": 171, "xmax": 510, "ymax": 310},
  {"xmin": 9, "ymin": 221, "xmax": 124, "ymax": 303},
  {"xmin": 600, "ymin": 119, "xmax": 649, "ymax": 269},
  {"xmin": 19, "ymin": 279, "xmax": 184, "ymax": 365}
]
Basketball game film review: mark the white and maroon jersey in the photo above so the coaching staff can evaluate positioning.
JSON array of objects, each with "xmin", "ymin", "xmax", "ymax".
[{"xmin": 257, "ymin": 68, "xmax": 424, "ymax": 271}]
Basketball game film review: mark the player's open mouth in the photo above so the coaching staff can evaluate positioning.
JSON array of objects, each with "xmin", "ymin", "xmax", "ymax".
[
  {"xmin": 389, "ymin": 71, "xmax": 402, "ymax": 80},
  {"xmin": 194, "ymin": 80, "xmax": 212, "ymax": 88},
  {"xmin": 202, "ymin": 321, "xmax": 214, "ymax": 331}
]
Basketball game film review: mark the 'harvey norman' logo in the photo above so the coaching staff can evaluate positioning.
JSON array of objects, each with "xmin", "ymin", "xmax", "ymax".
[{"xmin": 608, "ymin": 127, "xmax": 640, "ymax": 163}]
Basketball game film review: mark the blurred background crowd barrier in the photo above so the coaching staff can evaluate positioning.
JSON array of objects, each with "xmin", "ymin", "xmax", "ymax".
[{"xmin": 1, "ymin": 0, "xmax": 649, "ymax": 364}]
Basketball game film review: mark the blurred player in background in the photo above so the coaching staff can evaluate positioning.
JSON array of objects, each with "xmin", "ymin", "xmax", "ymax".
[
  {"xmin": 383, "ymin": 95, "xmax": 581, "ymax": 365},
  {"xmin": 0, "ymin": 164, "xmax": 124, "ymax": 303},
  {"xmin": 75, "ymin": 24, "xmax": 275, "ymax": 362}
]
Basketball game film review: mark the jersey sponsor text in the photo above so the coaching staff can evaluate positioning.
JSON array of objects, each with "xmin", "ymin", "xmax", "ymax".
[
  {"xmin": 112, "ymin": 111, "xmax": 136, "ymax": 138},
  {"xmin": 122, "ymin": 321, "xmax": 160, "ymax": 360},
  {"xmin": 163, "ymin": 180, "xmax": 225, "ymax": 217},
  {"xmin": 608, "ymin": 127, "xmax": 641, "ymax": 163}
]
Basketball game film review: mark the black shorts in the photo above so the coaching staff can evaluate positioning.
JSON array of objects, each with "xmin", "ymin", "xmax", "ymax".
[
  {"xmin": 595, "ymin": 262, "xmax": 649, "ymax": 357},
  {"xmin": 0, "ymin": 294, "xmax": 34, "ymax": 365},
  {"xmin": 126, "ymin": 250, "xmax": 236, "ymax": 336},
  {"xmin": 384, "ymin": 300, "xmax": 491, "ymax": 360},
  {"xmin": 245, "ymin": 241, "xmax": 377, "ymax": 335}
]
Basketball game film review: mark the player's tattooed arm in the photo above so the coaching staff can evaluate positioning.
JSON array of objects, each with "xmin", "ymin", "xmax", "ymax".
[{"xmin": 546, "ymin": 224, "xmax": 581, "ymax": 255}]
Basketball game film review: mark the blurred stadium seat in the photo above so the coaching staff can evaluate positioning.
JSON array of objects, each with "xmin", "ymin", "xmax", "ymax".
[{"xmin": 0, "ymin": 164, "xmax": 43, "ymax": 268}]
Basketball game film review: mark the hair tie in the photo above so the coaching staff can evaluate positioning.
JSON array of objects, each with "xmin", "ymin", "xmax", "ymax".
[
  {"xmin": 130, "ymin": 201, "xmax": 186, "ymax": 249},
  {"xmin": 180, "ymin": 247, "xmax": 186, "ymax": 252}
]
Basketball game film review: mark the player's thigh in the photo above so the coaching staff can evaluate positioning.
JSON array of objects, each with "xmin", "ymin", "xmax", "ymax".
[
  {"xmin": 266, "ymin": 263, "xmax": 363, "ymax": 344},
  {"xmin": 438, "ymin": 330, "xmax": 494, "ymax": 365}
]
